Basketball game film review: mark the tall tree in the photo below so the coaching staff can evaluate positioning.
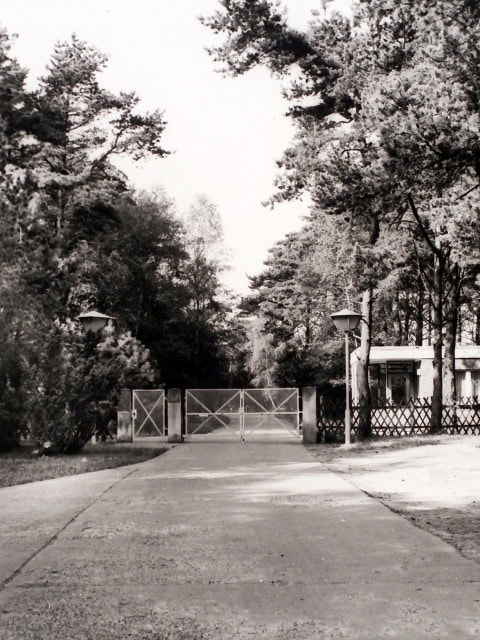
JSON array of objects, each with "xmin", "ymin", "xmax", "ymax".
[
  {"xmin": 0, "ymin": 28, "xmax": 42, "ymax": 450},
  {"xmin": 246, "ymin": 213, "xmax": 361, "ymax": 388},
  {"xmin": 0, "ymin": 34, "xmax": 170, "ymax": 322},
  {"xmin": 203, "ymin": 0, "xmax": 480, "ymax": 433},
  {"xmin": 354, "ymin": 0, "xmax": 480, "ymax": 423},
  {"xmin": 32, "ymin": 35, "xmax": 168, "ymax": 229},
  {"xmin": 201, "ymin": 1, "xmax": 398, "ymax": 436},
  {"xmin": 180, "ymin": 195, "xmax": 233, "ymax": 386}
]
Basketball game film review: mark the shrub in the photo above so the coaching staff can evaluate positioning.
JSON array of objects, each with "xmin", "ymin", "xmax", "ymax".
[
  {"xmin": 0, "ymin": 330, "xmax": 30, "ymax": 452},
  {"xmin": 31, "ymin": 322, "xmax": 155, "ymax": 453}
]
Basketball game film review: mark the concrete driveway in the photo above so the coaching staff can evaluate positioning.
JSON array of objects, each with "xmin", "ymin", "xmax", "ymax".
[{"xmin": 1, "ymin": 441, "xmax": 479, "ymax": 639}]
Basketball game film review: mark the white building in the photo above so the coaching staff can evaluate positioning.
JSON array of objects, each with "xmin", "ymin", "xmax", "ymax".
[{"xmin": 351, "ymin": 345, "xmax": 480, "ymax": 405}]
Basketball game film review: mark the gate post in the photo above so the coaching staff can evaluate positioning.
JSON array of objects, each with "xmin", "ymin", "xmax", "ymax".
[
  {"xmin": 117, "ymin": 389, "xmax": 133, "ymax": 443},
  {"xmin": 302, "ymin": 387, "xmax": 318, "ymax": 445},
  {"xmin": 167, "ymin": 388, "xmax": 183, "ymax": 443}
]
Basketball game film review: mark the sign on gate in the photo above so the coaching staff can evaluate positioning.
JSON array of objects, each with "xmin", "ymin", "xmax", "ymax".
[
  {"xmin": 132, "ymin": 389, "xmax": 166, "ymax": 438},
  {"xmin": 185, "ymin": 388, "xmax": 300, "ymax": 441}
]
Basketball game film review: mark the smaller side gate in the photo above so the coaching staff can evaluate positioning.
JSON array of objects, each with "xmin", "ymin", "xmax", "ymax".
[{"xmin": 132, "ymin": 389, "xmax": 166, "ymax": 438}]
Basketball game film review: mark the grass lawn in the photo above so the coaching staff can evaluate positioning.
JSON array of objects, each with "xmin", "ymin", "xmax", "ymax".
[{"xmin": 0, "ymin": 441, "xmax": 167, "ymax": 489}]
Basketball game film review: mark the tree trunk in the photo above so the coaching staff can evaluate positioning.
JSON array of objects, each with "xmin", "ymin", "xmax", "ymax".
[
  {"xmin": 415, "ymin": 284, "xmax": 424, "ymax": 346},
  {"xmin": 443, "ymin": 319, "xmax": 456, "ymax": 403},
  {"xmin": 443, "ymin": 266, "xmax": 460, "ymax": 404},
  {"xmin": 353, "ymin": 214, "xmax": 379, "ymax": 440},
  {"xmin": 305, "ymin": 303, "xmax": 311, "ymax": 350},
  {"xmin": 356, "ymin": 287, "xmax": 372, "ymax": 439},
  {"xmin": 402, "ymin": 294, "xmax": 412, "ymax": 345},
  {"xmin": 457, "ymin": 304, "xmax": 462, "ymax": 344},
  {"xmin": 443, "ymin": 265, "xmax": 461, "ymax": 436},
  {"xmin": 430, "ymin": 244, "xmax": 444, "ymax": 433}
]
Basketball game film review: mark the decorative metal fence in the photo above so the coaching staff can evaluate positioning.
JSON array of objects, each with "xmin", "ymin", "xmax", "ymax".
[{"xmin": 317, "ymin": 395, "xmax": 480, "ymax": 441}]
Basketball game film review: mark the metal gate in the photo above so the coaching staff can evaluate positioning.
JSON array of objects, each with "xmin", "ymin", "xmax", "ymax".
[
  {"xmin": 132, "ymin": 389, "xmax": 166, "ymax": 438},
  {"xmin": 243, "ymin": 388, "xmax": 299, "ymax": 438},
  {"xmin": 185, "ymin": 389, "xmax": 242, "ymax": 439},
  {"xmin": 185, "ymin": 388, "xmax": 300, "ymax": 441}
]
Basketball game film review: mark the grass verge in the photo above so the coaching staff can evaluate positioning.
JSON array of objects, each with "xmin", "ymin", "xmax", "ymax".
[{"xmin": 0, "ymin": 441, "xmax": 167, "ymax": 489}]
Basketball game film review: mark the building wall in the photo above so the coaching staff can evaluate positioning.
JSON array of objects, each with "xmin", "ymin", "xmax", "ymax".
[
  {"xmin": 351, "ymin": 346, "xmax": 480, "ymax": 402},
  {"xmin": 418, "ymin": 359, "xmax": 434, "ymax": 397}
]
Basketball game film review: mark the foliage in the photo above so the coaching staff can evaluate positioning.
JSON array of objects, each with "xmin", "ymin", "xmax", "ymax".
[
  {"xmin": 0, "ymin": 276, "xmax": 43, "ymax": 453},
  {"xmin": 31, "ymin": 323, "xmax": 155, "ymax": 453},
  {"xmin": 0, "ymin": 319, "xmax": 30, "ymax": 451},
  {"xmin": 202, "ymin": 0, "xmax": 480, "ymax": 434},
  {"xmin": 245, "ymin": 213, "xmax": 357, "ymax": 387},
  {"xmin": 31, "ymin": 35, "xmax": 168, "ymax": 219},
  {"xmin": 177, "ymin": 194, "xmax": 239, "ymax": 387},
  {"xmin": 0, "ymin": 26, "xmax": 249, "ymax": 452}
]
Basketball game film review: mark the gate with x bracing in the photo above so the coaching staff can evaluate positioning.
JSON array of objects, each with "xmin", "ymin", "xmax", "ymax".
[
  {"xmin": 185, "ymin": 388, "xmax": 301, "ymax": 442},
  {"xmin": 132, "ymin": 389, "xmax": 166, "ymax": 438}
]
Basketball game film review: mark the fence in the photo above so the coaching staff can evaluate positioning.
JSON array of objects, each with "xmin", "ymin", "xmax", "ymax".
[{"xmin": 317, "ymin": 395, "xmax": 480, "ymax": 441}]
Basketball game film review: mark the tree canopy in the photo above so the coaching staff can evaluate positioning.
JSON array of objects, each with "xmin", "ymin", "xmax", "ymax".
[
  {"xmin": 0, "ymin": 29, "xmax": 245, "ymax": 451},
  {"xmin": 202, "ymin": 0, "xmax": 480, "ymax": 433}
]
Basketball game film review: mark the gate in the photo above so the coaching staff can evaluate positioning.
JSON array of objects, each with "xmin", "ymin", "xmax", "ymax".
[
  {"xmin": 185, "ymin": 389, "xmax": 242, "ymax": 439},
  {"xmin": 185, "ymin": 388, "xmax": 300, "ymax": 441},
  {"xmin": 243, "ymin": 388, "xmax": 299, "ymax": 437},
  {"xmin": 132, "ymin": 389, "xmax": 166, "ymax": 438}
]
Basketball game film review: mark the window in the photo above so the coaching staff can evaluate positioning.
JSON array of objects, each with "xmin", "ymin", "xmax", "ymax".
[{"xmin": 369, "ymin": 364, "xmax": 386, "ymax": 406}]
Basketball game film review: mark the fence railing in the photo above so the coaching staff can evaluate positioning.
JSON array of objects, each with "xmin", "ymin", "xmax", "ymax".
[{"xmin": 317, "ymin": 395, "xmax": 480, "ymax": 440}]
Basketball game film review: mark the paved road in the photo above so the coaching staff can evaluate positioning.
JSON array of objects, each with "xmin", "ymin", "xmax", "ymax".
[{"xmin": 1, "ymin": 441, "xmax": 480, "ymax": 639}]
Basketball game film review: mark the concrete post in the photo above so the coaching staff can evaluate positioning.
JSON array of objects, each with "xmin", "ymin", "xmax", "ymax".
[
  {"xmin": 302, "ymin": 387, "xmax": 318, "ymax": 445},
  {"xmin": 167, "ymin": 388, "xmax": 183, "ymax": 443},
  {"xmin": 117, "ymin": 389, "xmax": 133, "ymax": 443}
]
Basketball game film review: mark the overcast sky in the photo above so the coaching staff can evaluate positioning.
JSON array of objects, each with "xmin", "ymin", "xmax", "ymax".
[{"xmin": 1, "ymin": 0, "xmax": 349, "ymax": 294}]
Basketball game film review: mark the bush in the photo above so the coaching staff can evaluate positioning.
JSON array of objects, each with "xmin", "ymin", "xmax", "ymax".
[
  {"xmin": 0, "ymin": 329, "xmax": 30, "ymax": 452},
  {"xmin": 0, "ymin": 388, "xmax": 27, "ymax": 452},
  {"xmin": 31, "ymin": 322, "xmax": 155, "ymax": 453}
]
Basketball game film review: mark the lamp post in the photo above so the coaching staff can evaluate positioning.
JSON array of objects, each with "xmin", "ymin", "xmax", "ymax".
[{"xmin": 331, "ymin": 308, "xmax": 362, "ymax": 445}]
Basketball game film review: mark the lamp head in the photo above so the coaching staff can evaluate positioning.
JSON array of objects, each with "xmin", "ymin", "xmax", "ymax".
[
  {"xmin": 77, "ymin": 310, "xmax": 115, "ymax": 333},
  {"xmin": 330, "ymin": 308, "xmax": 362, "ymax": 333}
]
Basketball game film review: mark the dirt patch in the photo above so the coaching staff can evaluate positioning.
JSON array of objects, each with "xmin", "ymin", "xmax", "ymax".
[{"xmin": 309, "ymin": 435, "xmax": 480, "ymax": 565}]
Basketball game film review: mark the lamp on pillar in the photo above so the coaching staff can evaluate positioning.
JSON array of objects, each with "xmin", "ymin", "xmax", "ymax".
[
  {"xmin": 331, "ymin": 308, "xmax": 362, "ymax": 445},
  {"xmin": 77, "ymin": 310, "xmax": 115, "ymax": 333}
]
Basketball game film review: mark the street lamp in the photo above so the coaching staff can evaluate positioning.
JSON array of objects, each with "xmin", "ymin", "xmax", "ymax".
[
  {"xmin": 77, "ymin": 310, "xmax": 115, "ymax": 333},
  {"xmin": 331, "ymin": 308, "xmax": 362, "ymax": 445}
]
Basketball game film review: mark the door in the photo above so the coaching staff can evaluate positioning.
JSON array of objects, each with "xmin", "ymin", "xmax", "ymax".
[{"xmin": 388, "ymin": 374, "xmax": 410, "ymax": 406}]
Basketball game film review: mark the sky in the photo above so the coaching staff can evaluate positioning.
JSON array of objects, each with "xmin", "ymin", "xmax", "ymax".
[{"xmin": 0, "ymin": 0, "xmax": 349, "ymax": 294}]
